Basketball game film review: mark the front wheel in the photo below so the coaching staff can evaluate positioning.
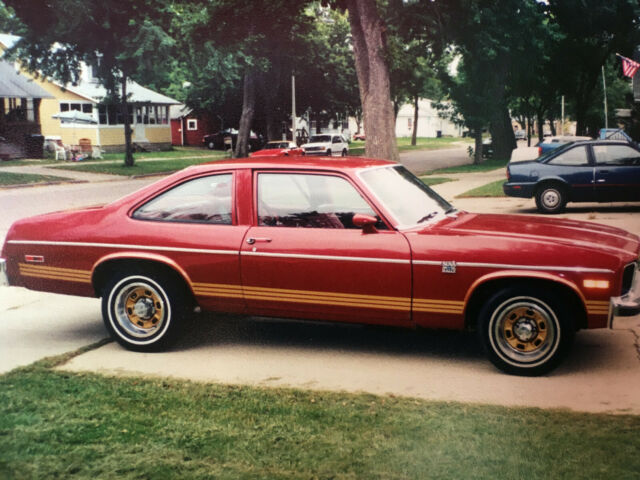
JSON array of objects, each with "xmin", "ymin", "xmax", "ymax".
[
  {"xmin": 535, "ymin": 184, "xmax": 566, "ymax": 213},
  {"xmin": 102, "ymin": 270, "xmax": 188, "ymax": 351},
  {"xmin": 478, "ymin": 287, "xmax": 574, "ymax": 376},
  {"xmin": 341, "ymin": 149, "xmax": 347, "ymax": 157}
]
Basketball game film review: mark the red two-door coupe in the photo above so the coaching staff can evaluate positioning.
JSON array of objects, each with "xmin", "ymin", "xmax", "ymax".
[
  {"xmin": 249, "ymin": 141, "xmax": 304, "ymax": 158},
  {"xmin": 1, "ymin": 157, "xmax": 639, "ymax": 375}
]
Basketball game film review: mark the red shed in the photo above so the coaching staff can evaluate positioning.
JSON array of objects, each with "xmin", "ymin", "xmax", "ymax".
[{"xmin": 170, "ymin": 105, "xmax": 215, "ymax": 146}]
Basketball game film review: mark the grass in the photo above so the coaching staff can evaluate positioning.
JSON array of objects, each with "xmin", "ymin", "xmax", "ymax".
[
  {"xmin": 427, "ymin": 157, "xmax": 510, "ymax": 175},
  {"xmin": 99, "ymin": 147, "xmax": 224, "ymax": 162},
  {"xmin": 419, "ymin": 176, "xmax": 455, "ymax": 186},
  {"xmin": 350, "ymin": 137, "xmax": 470, "ymax": 156},
  {"xmin": 51, "ymin": 155, "xmax": 226, "ymax": 176},
  {"xmin": 0, "ymin": 171, "xmax": 73, "ymax": 186},
  {"xmin": 457, "ymin": 179, "xmax": 506, "ymax": 198},
  {"xmin": 1, "ymin": 353, "xmax": 639, "ymax": 480}
]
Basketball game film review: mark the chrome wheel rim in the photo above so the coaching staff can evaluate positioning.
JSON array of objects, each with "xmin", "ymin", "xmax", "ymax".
[
  {"xmin": 112, "ymin": 280, "xmax": 167, "ymax": 339},
  {"xmin": 489, "ymin": 297, "xmax": 559, "ymax": 367}
]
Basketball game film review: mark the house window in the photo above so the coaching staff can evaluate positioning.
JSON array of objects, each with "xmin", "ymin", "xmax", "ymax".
[
  {"xmin": 59, "ymin": 102, "xmax": 93, "ymax": 114},
  {"xmin": 408, "ymin": 118, "xmax": 412, "ymax": 130},
  {"xmin": 187, "ymin": 119, "xmax": 198, "ymax": 131}
]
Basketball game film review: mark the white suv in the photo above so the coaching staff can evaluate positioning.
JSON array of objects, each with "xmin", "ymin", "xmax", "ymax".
[{"xmin": 302, "ymin": 134, "xmax": 349, "ymax": 157}]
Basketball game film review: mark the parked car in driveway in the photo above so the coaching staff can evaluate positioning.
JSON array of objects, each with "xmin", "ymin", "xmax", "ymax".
[
  {"xmin": 2, "ymin": 157, "xmax": 639, "ymax": 376},
  {"xmin": 250, "ymin": 141, "xmax": 304, "ymax": 158},
  {"xmin": 203, "ymin": 129, "xmax": 262, "ymax": 151},
  {"xmin": 504, "ymin": 139, "xmax": 640, "ymax": 213},
  {"xmin": 537, "ymin": 135, "xmax": 591, "ymax": 156},
  {"xmin": 302, "ymin": 134, "xmax": 349, "ymax": 157}
]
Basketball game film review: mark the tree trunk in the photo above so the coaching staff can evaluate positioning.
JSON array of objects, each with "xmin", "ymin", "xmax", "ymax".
[
  {"xmin": 411, "ymin": 95, "xmax": 418, "ymax": 146},
  {"xmin": 489, "ymin": 105, "xmax": 516, "ymax": 161},
  {"xmin": 536, "ymin": 112, "xmax": 544, "ymax": 143},
  {"xmin": 474, "ymin": 129, "xmax": 483, "ymax": 165},
  {"xmin": 235, "ymin": 68, "xmax": 256, "ymax": 158},
  {"xmin": 346, "ymin": 0, "xmax": 398, "ymax": 161},
  {"xmin": 121, "ymin": 75, "xmax": 134, "ymax": 167},
  {"xmin": 548, "ymin": 115, "xmax": 556, "ymax": 136}
]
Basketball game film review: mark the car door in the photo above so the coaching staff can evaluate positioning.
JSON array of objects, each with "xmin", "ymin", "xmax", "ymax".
[
  {"xmin": 130, "ymin": 171, "xmax": 248, "ymax": 313},
  {"xmin": 544, "ymin": 145, "xmax": 595, "ymax": 201},
  {"xmin": 593, "ymin": 143, "xmax": 640, "ymax": 201},
  {"xmin": 240, "ymin": 170, "xmax": 412, "ymax": 326}
]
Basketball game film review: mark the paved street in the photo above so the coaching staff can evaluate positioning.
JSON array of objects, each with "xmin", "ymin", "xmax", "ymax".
[{"xmin": 2, "ymin": 145, "xmax": 640, "ymax": 414}]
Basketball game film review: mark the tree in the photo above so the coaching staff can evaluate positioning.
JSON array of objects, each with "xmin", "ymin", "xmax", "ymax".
[
  {"xmin": 5, "ymin": 0, "xmax": 174, "ymax": 166},
  {"xmin": 546, "ymin": 0, "xmax": 640, "ymax": 136},
  {"xmin": 326, "ymin": 0, "xmax": 398, "ymax": 160}
]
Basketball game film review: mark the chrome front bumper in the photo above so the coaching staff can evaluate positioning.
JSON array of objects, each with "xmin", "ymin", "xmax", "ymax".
[
  {"xmin": 0, "ymin": 258, "xmax": 8, "ymax": 287},
  {"xmin": 609, "ymin": 263, "xmax": 640, "ymax": 328}
]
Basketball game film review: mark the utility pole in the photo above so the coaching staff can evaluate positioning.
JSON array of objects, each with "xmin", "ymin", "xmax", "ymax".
[
  {"xmin": 291, "ymin": 74, "xmax": 297, "ymax": 144},
  {"xmin": 602, "ymin": 66, "xmax": 608, "ymax": 129},
  {"xmin": 561, "ymin": 96, "xmax": 564, "ymax": 135}
]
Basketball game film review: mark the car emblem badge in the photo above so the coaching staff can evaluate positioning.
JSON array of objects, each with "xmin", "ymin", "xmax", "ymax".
[{"xmin": 442, "ymin": 261, "xmax": 457, "ymax": 274}]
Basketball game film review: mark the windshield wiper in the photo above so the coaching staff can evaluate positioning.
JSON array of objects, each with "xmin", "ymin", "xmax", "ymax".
[{"xmin": 416, "ymin": 211, "xmax": 440, "ymax": 223}]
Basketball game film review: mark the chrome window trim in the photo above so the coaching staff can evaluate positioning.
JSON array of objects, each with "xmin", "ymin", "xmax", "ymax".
[
  {"xmin": 241, "ymin": 250, "xmax": 410, "ymax": 264},
  {"xmin": 7, "ymin": 240, "xmax": 238, "ymax": 256},
  {"xmin": 414, "ymin": 259, "xmax": 613, "ymax": 274}
]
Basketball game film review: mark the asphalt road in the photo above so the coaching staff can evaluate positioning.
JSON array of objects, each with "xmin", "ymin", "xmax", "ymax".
[{"xmin": 2, "ymin": 145, "xmax": 640, "ymax": 414}]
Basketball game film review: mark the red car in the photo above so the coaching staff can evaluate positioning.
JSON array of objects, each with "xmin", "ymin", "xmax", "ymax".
[
  {"xmin": 1, "ymin": 157, "xmax": 639, "ymax": 375},
  {"xmin": 249, "ymin": 141, "xmax": 304, "ymax": 157}
]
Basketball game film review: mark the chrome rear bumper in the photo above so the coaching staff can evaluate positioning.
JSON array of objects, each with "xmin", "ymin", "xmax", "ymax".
[
  {"xmin": 0, "ymin": 258, "xmax": 8, "ymax": 287},
  {"xmin": 609, "ymin": 263, "xmax": 640, "ymax": 327}
]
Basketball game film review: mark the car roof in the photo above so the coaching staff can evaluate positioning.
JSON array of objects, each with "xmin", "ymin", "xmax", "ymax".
[{"xmin": 186, "ymin": 156, "xmax": 394, "ymax": 174}]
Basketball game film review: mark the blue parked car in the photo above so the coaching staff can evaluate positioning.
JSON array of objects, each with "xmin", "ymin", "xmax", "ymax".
[
  {"xmin": 504, "ymin": 140, "xmax": 640, "ymax": 213},
  {"xmin": 536, "ymin": 135, "xmax": 591, "ymax": 156}
]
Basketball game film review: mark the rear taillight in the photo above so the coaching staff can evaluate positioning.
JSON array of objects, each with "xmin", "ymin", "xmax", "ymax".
[
  {"xmin": 538, "ymin": 146, "xmax": 542, "ymax": 156},
  {"xmin": 506, "ymin": 166, "xmax": 510, "ymax": 181}
]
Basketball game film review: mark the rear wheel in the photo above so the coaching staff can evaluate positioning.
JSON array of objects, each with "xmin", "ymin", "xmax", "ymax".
[
  {"xmin": 207, "ymin": 141, "xmax": 215, "ymax": 150},
  {"xmin": 535, "ymin": 184, "xmax": 566, "ymax": 213},
  {"xmin": 326, "ymin": 149, "xmax": 332, "ymax": 157},
  {"xmin": 101, "ymin": 270, "xmax": 188, "ymax": 351},
  {"xmin": 478, "ymin": 286, "xmax": 574, "ymax": 376}
]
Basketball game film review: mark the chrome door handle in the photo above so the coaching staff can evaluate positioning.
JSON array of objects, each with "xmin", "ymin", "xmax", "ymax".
[
  {"xmin": 596, "ymin": 179, "xmax": 606, "ymax": 183},
  {"xmin": 246, "ymin": 237, "xmax": 272, "ymax": 245}
]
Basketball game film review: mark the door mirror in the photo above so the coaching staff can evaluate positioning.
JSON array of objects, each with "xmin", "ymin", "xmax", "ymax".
[{"xmin": 352, "ymin": 213, "xmax": 378, "ymax": 233}]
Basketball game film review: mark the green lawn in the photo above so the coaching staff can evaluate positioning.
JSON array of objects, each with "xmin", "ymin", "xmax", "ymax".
[
  {"xmin": 99, "ymin": 147, "xmax": 224, "ymax": 162},
  {"xmin": 0, "ymin": 171, "xmax": 73, "ymax": 186},
  {"xmin": 350, "ymin": 137, "xmax": 471, "ymax": 156},
  {"xmin": 427, "ymin": 157, "xmax": 510, "ymax": 175},
  {"xmin": 51, "ymin": 155, "xmax": 226, "ymax": 176},
  {"xmin": 419, "ymin": 176, "xmax": 455, "ymax": 186},
  {"xmin": 457, "ymin": 179, "xmax": 506, "ymax": 198},
  {"xmin": 1, "ymin": 350, "xmax": 638, "ymax": 480}
]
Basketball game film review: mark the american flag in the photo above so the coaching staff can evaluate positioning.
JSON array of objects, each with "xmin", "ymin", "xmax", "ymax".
[{"xmin": 618, "ymin": 54, "xmax": 640, "ymax": 78}]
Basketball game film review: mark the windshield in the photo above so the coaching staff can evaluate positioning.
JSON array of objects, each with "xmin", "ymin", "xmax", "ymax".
[
  {"xmin": 359, "ymin": 165, "xmax": 454, "ymax": 228},
  {"xmin": 309, "ymin": 135, "xmax": 331, "ymax": 143}
]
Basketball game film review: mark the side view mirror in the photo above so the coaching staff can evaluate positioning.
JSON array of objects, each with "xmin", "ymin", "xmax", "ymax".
[{"xmin": 352, "ymin": 213, "xmax": 378, "ymax": 234}]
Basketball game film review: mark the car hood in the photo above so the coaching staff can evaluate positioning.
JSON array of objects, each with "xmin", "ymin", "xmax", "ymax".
[
  {"xmin": 443, "ymin": 213, "xmax": 639, "ymax": 257},
  {"xmin": 251, "ymin": 149, "xmax": 287, "ymax": 156},
  {"xmin": 406, "ymin": 212, "xmax": 639, "ymax": 270}
]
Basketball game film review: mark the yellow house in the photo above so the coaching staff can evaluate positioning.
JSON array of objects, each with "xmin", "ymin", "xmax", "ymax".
[{"xmin": 0, "ymin": 33, "xmax": 179, "ymax": 153}]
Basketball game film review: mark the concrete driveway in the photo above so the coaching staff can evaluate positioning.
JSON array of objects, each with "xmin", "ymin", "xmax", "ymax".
[{"xmin": 2, "ymin": 146, "xmax": 640, "ymax": 414}]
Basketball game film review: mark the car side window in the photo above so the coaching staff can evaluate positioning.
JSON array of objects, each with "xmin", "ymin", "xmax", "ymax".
[
  {"xmin": 332, "ymin": 136, "xmax": 341, "ymax": 144},
  {"xmin": 547, "ymin": 146, "xmax": 589, "ymax": 166},
  {"xmin": 257, "ymin": 173, "xmax": 386, "ymax": 229},
  {"xmin": 133, "ymin": 174, "xmax": 233, "ymax": 224},
  {"xmin": 593, "ymin": 145, "xmax": 640, "ymax": 166}
]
